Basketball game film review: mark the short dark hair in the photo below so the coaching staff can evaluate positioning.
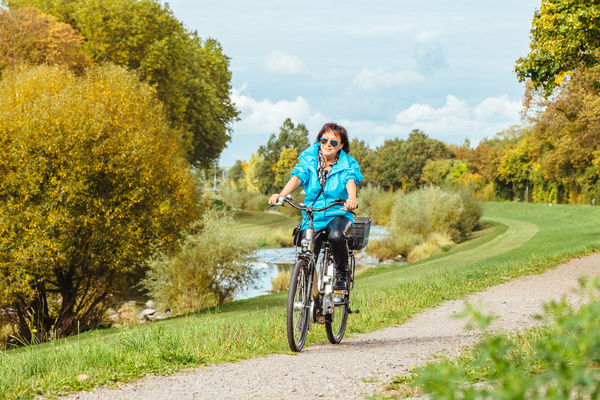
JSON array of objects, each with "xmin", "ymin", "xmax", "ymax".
[{"xmin": 315, "ymin": 123, "xmax": 350, "ymax": 153}]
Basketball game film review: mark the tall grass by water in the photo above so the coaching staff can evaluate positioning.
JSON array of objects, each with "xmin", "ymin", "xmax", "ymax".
[{"xmin": 2, "ymin": 202, "xmax": 600, "ymax": 400}]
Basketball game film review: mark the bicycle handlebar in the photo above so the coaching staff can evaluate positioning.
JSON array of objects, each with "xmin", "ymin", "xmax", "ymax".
[{"xmin": 268, "ymin": 196, "xmax": 351, "ymax": 213}]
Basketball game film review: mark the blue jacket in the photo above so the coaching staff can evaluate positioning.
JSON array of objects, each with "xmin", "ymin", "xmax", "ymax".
[{"xmin": 291, "ymin": 143, "xmax": 363, "ymax": 231}]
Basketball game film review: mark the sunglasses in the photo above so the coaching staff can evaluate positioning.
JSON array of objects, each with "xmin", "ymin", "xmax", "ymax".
[{"xmin": 319, "ymin": 137, "xmax": 339, "ymax": 147}]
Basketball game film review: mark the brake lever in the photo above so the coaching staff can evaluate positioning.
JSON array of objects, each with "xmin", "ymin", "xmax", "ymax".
[{"xmin": 341, "ymin": 206, "xmax": 356, "ymax": 215}]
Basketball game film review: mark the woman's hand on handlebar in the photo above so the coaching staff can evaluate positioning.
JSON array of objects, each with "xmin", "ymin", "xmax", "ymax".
[
  {"xmin": 345, "ymin": 198, "xmax": 358, "ymax": 211},
  {"xmin": 269, "ymin": 193, "xmax": 282, "ymax": 204}
]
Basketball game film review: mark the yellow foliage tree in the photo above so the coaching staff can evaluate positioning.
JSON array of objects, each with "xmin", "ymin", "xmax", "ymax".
[
  {"xmin": 274, "ymin": 147, "xmax": 299, "ymax": 189},
  {"xmin": 0, "ymin": 64, "xmax": 201, "ymax": 341},
  {"xmin": 0, "ymin": 7, "xmax": 92, "ymax": 73}
]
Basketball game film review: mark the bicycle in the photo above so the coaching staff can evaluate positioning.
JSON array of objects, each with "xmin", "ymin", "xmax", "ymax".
[{"xmin": 269, "ymin": 195, "xmax": 370, "ymax": 352}]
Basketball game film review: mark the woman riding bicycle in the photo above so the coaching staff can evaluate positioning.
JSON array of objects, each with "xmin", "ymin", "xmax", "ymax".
[{"xmin": 269, "ymin": 122, "xmax": 363, "ymax": 291}]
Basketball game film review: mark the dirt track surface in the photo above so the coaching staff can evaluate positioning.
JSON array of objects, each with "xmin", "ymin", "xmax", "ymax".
[{"xmin": 61, "ymin": 253, "xmax": 600, "ymax": 400}]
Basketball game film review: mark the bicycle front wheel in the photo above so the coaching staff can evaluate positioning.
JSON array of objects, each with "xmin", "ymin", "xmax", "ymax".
[
  {"xmin": 286, "ymin": 258, "xmax": 311, "ymax": 352},
  {"xmin": 325, "ymin": 294, "xmax": 348, "ymax": 344}
]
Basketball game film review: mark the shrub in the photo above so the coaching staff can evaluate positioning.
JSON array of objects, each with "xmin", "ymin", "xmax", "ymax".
[
  {"xmin": 219, "ymin": 183, "xmax": 270, "ymax": 212},
  {"xmin": 0, "ymin": 64, "xmax": 200, "ymax": 342},
  {"xmin": 357, "ymin": 184, "xmax": 395, "ymax": 224},
  {"xmin": 407, "ymin": 242, "xmax": 442, "ymax": 263},
  {"xmin": 372, "ymin": 186, "xmax": 481, "ymax": 262},
  {"xmin": 141, "ymin": 211, "xmax": 260, "ymax": 315},
  {"xmin": 390, "ymin": 186, "xmax": 480, "ymax": 241},
  {"xmin": 406, "ymin": 233, "xmax": 452, "ymax": 262},
  {"xmin": 271, "ymin": 270, "xmax": 291, "ymax": 292}
]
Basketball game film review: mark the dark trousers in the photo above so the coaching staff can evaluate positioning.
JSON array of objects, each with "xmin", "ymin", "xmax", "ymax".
[{"xmin": 299, "ymin": 216, "xmax": 352, "ymax": 272}]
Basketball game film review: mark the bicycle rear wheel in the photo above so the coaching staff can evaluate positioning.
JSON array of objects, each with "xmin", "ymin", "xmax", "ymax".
[
  {"xmin": 326, "ymin": 293, "xmax": 348, "ymax": 344},
  {"xmin": 286, "ymin": 258, "xmax": 310, "ymax": 352}
]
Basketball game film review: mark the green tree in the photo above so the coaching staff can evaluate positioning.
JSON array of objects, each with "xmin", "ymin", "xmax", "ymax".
[
  {"xmin": 0, "ymin": 7, "xmax": 91, "ymax": 73},
  {"xmin": 498, "ymin": 136, "xmax": 538, "ymax": 200},
  {"xmin": 254, "ymin": 118, "xmax": 309, "ymax": 194},
  {"xmin": 228, "ymin": 160, "xmax": 246, "ymax": 189},
  {"xmin": 0, "ymin": 64, "xmax": 200, "ymax": 341},
  {"xmin": 375, "ymin": 138, "xmax": 405, "ymax": 190},
  {"xmin": 376, "ymin": 130, "xmax": 453, "ymax": 191},
  {"xmin": 422, "ymin": 159, "xmax": 470, "ymax": 186},
  {"xmin": 5, "ymin": 0, "xmax": 239, "ymax": 168},
  {"xmin": 515, "ymin": 0, "xmax": 600, "ymax": 95},
  {"xmin": 350, "ymin": 138, "xmax": 377, "ymax": 187}
]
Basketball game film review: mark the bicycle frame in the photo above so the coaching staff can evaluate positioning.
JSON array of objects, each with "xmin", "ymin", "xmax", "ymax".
[{"xmin": 271, "ymin": 195, "xmax": 357, "ymax": 352}]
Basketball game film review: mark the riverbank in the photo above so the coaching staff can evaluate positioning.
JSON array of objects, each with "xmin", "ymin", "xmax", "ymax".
[{"xmin": 3, "ymin": 202, "xmax": 600, "ymax": 400}]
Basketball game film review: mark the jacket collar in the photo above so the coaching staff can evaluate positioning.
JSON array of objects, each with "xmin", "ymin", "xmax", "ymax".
[{"xmin": 303, "ymin": 143, "xmax": 349, "ymax": 174}]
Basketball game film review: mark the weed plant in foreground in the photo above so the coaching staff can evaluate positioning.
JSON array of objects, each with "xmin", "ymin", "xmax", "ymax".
[
  {"xmin": 408, "ymin": 278, "xmax": 600, "ymax": 399},
  {"xmin": 2, "ymin": 202, "xmax": 600, "ymax": 400}
]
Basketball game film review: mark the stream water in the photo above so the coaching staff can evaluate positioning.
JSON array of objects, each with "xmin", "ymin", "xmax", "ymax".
[{"xmin": 236, "ymin": 226, "xmax": 389, "ymax": 300}]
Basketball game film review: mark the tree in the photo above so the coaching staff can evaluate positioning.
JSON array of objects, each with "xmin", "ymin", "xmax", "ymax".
[
  {"xmin": 245, "ymin": 153, "xmax": 262, "ymax": 194},
  {"xmin": 254, "ymin": 118, "xmax": 309, "ymax": 194},
  {"xmin": 376, "ymin": 130, "xmax": 453, "ymax": 191},
  {"xmin": 0, "ymin": 65, "xmax": 201, "ymax": 341},
  {"xmin": 527, "ymin": 64, "xmax": 600, "ymax": 202},
  {"xmin": 422, "ymin": 159, "xmax": 470, "ymax": 186},
  {"xmin": 4, "ymin": 0, "xmax": 239, "ymax": 168},
  {"xmin": 228, "ymin": 160, "xmax": 246, "ymax": 189},
  {"xmin": 375, "ymin": 138, "xmax": 404, "ymax": 190},
  {"xmin": 274, "ymin": 148, "xmax": 299, "ymax": 189},
  {"xmin": 349, "ymin": 139, "xmax": 377, "ymax": 187},
  {"xmin": 0, "ymin": 7, "xmax": 91, "ymax": 73},
  {"xmin": 497, "ymin": 136, "xmax": 538, "ymax": 200},
  {"xmin": 515, "ymin": 0, "xmax": 600, "ymax": 95}
]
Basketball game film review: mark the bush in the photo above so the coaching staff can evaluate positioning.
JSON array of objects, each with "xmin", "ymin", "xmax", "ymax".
[
  {"xmin": 369, "ymin": 186, "xmax": 481, "ymax": 262},
  {"xmin": 366, "ymin": 234, "xmax": 424, "ymax": 261},
  {"xmin": 0, "ymin": 64, "xmax": 200, "ymax": 342},
  {"xmin": 219, "ymin": 183, "xmax": 270, "ymax": 212},
  {"xmin": 390, "ymin": 186, "xmax": 481, "ymax": 241},
  {"xmin": 406, "ymin": 233, "xmax": 452, "ymax": 262},
  {"xmin": 271, "ymin": 270, "xmax": 291, "ymax": 292},
  {"xmin": 357, "ymin": 184, "xmax": 395, "ymax": 224},
  {"xmin": 141, "ymin": 211, "xmax": 260, "ymax": 315}
]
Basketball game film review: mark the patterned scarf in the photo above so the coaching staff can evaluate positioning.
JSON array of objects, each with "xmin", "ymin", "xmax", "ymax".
[{"xmin": 317, "ymin": 149, "xmax": 339, "ymax": 188}]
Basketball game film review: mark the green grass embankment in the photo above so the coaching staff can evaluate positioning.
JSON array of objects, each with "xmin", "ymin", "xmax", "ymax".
[
  {"xmin": 232, "ymin": 210, "xmax": 298, "ymax": 247},
  {"xmin": 2, "ymin": 202, "xmax": 600, "ymax": 400}
]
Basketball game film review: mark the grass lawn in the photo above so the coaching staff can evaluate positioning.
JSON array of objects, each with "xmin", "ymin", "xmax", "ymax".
[
  {"xmin": 2, "ymin": 202, "xmax": 600, "ymax": 400},
  {"xmin": 232, "ymin": 210, "xmax": 298, "ymax": 248}
]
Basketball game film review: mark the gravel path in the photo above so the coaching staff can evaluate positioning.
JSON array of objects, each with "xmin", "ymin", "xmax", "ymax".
[{"xmin": 61, "ymin": 253, "xmax": 600, "ymax": 400}]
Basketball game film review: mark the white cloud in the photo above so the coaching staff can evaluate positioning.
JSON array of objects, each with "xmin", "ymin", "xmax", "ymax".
[
  {"xmin": 473, "ymin": 95, "xmax": 522, "ymax": 122},
  {"xmin": 396, "ymin": 95, "xmax": 470, "ymax": 124},
  {"xmin": 263, "ymin": 50, "xmax": 305, "ymax": 75},
  {"xmin": 393, "ymin": 94, "xmax": 522, "ymax": 143},
  {"xmin": 352, "ymin": 66, "xmax": 423, "ymax": 91},
  {"xmin": 220, "ymin": 91, "xmax": 524, "ymax": 165},
  {"xmin": 230, "ymin": 87, "xmax": 312, "ymax": 135},
  {"xmin": 415, "ymin": 30, "xmax": 440, "ymax": 43}
]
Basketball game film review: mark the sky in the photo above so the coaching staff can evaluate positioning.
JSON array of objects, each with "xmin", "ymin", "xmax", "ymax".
[{"xmin": 167, "ymin": 1, "xmax": 541, "ymax": 167}]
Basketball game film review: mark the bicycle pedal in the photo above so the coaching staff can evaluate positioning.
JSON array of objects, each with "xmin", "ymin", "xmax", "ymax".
[
  {"xmin": 348, "ymin": 309, "xmax": 360, "ymax": 314},
  {"xmin": 333, "ymin": 290, "xmax": 348, "ymax": 295}
]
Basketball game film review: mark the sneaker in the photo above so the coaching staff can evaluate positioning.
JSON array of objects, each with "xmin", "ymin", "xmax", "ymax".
[{"xmin": 333, "ymin": 272, "xmax": 347, "ymax": 290}]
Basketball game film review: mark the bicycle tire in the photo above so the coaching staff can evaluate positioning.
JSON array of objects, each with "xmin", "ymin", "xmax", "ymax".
[
  {"xmin": 286, "ymin": 258, "xmax": 310, "ymax": 352},
  {"xmin": 325, "ymin": 294, "xmax": 348, "ymax": 344}
]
